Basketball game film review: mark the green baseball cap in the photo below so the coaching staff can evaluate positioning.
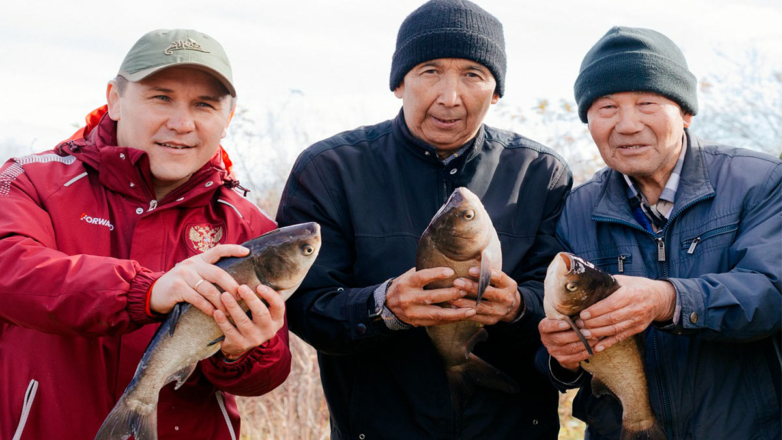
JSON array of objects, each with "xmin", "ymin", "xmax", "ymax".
[{"xmin": 118, "ymin": 29, "xmax": 236, "ymax": 97}]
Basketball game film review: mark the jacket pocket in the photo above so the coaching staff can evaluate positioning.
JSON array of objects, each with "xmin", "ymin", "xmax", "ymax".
[
  {"xmin": 587, "ymin": 254, "xmax": 633, "ymax": 274},
  {"xmin": 680, "ymin": 222, "xmax": 739, "ymax": 255},
  {"xmin": 12, "ymin": 379, "xmax": 38, "ymax": 440}
]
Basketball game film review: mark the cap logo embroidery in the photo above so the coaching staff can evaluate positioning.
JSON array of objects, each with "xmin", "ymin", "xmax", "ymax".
[
  {"xmin": 188, "ymin": 224, "xmax": 224, "ymax": 253},
  {"xmin": 165, "ymin": 38, "xmax": 210, "ymax": 55}
]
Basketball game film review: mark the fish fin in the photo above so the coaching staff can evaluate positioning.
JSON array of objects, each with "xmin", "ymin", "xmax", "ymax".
[
  {"xmin": 94, "ymin": 396, "xmax": 158, "ymax": 440},
  {"xmin": 620, "ymin": 422, "xmax": 667, "ymax": 440},
  {"xmin": 476, "ymin": 249, "xmax": 492, "ymax": 306},
  {"xmin": 166, "ymin": 362, "xmax": 198, "ymax": 390},
  {"xmin": 563, "ymin": 315, "xmax": 593, "ymax": 357},
  {"xmin": 207, "ymin": 335, "xmax": 225, "ymax": 347},
  {"xmin": 590, "ymin": 376, "xmax": 616, "ymax": 400},
  {"xmin": 167, "ymin": 302, "xmax": 186, "ymax": 338},
  {"xmin": 446, "ymin": 353, "xmax": 520, "ymax": 411},
  {"xmin": 464, "ymin": 327, "xmax": 488, "ymax": 357}
]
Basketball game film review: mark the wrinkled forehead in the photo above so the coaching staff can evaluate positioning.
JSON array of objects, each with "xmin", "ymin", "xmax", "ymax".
[{"xmin": 413, "ymin": 58, "xmax": 493, "ymax": 76}]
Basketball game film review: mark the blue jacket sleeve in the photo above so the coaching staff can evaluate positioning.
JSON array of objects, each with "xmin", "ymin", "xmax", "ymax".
[{"xmin": 665, "ymin": 162, "xmax": 782, "ymax": 341}]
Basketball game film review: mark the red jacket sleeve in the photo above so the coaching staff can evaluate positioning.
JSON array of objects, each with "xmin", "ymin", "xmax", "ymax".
[
  {"xmin": 200, "ymin": 316, "xmax": 292, "ymax": 396},
  {"xmin": 0, "ymin": 160, "xmax": 160, "ymax": 337}
]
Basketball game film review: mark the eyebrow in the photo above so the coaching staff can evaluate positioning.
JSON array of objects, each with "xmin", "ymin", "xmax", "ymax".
[{"xmin": 145, "ymin": 86, "xmax": 223, "ymax": 102}]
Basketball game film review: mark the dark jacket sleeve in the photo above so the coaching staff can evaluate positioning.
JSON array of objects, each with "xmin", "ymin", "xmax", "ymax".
[
  {"xmin": 277, "ymin": 151, "xmax": 403, "ymax": 355},
  {"xmin": 488, "ymin": 156, "xmax": 573, "ymax": 340},
  {"xmin": 665, "ymin": 162, "xmax": 782, "ymax": 341}
]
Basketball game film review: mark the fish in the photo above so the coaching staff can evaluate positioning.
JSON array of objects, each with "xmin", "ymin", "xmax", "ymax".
[
  {"xmin": 543, "ymin": 252, "xmax": 666, "ymax": 440},
  {"xmin": 416, "ymin": 187, "xmax": 519, "ymax": 411},
  {"xmin": 94, "ymin": 222, "xmax": 321, "ymax": 440}
]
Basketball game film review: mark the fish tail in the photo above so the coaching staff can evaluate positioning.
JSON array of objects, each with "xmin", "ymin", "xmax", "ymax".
[
  {"xmin": 620, "ymin": 421, "xmax": 667, "ymax": 440},
  {"xmin": 446, "ymin": 353, "xmax": 520, "ymax": 411},
  {"xmin": 94, "ymin": 396, "xmax": 157, "ymax": 440}
]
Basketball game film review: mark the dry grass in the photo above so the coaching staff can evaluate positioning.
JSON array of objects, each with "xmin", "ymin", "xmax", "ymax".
[{"xmin": 238, "ymin": 334, "xmax": 586, "ymax": 440}]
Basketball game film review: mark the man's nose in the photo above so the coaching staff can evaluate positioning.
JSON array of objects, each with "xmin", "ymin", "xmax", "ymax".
[
  {"xmin": 615, "ymin": 107, "xmax": 643, "ymax": 134},
  {"xmin": 436, "ymin": 74, "xmax": 461, "ymax": 107},
  {"xmin": 166, "ymin": 106, "xmax": 196, "ymax": 133}
]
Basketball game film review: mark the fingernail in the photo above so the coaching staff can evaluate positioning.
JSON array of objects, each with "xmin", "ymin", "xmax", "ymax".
[
  {"xmin": 581, "ymin": 311, "xmax": 591, "ymax": 319},
  {"xmin": 443, "ymin": 268, "xmax": 455, "ymax": 277},
  {"xmin": 581, "ymin": 329, "xmax": 592, "ymax": 338},
  {"xmin": 576, "ymin": 319, "xmax": 585, "ymax": 327},
  {"xmin": 469, "ymin": 267, "xmax": 479, "ymax": 276},
  {"xmin": 459, "ymin": 290, "xmax": 468, "ymax": 297},
  {"xmin": 453, "ymin": 279, "xmax": 465, "ymax": 288},
  {"xmin": 596, "ymin": 345, "xmax": 604, "ymax": 352},
  {"xmin": 465, "ymin": 309, "xmax": 476, "ymax": 316},
  {"xmin": 558, "ymin": 321, "xmax": 569, "ymax": 330}
]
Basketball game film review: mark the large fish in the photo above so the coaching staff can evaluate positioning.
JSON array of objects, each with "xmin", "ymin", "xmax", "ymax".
[
  {"xmin": 95, "ymin": 222, "xmax": 321, "ymax": 440},
  {"xmin": 543, "ymin": 252, "xmax": 666, "ymax": 440},
  {"xmin": 416, "ymin": 187, "xmax": 518, "ymax": 410}
]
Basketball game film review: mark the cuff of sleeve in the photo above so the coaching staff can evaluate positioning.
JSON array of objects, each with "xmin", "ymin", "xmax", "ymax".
[
  {"xmin": 373, "ymin": 279, "xmax": 412, "ymax": 331},
  {"xmin": 127, "ymin": 270, "xmax": 165, "ymax": 325},
  {"xmin": 654, "ymin": 278, "xmax": 684, "ymax": 332},
  {"xmin": 549, "ymin": 355, "xmax": 586, "ymax": 389}
]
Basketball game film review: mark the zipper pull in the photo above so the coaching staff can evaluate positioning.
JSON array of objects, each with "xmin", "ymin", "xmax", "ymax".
[
  {"xmin": 618, "ymin": 255, "xmax": 626, "ymax": 273},
  {"xmin": 148, "ymin": 200, "xmax": 158, "ymax": 212},
  {"xmin": 687, "ymin": 237, "xmax": 701, "ymax": 255},
  {"xmin": 656, "ymin": 237, "xmax": 666, "ymax": 262}
]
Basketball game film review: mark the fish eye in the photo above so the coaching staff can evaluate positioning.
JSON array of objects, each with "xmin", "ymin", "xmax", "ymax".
[
  {"xmin": 463, "ymin": 210, "xmax": 475, "ymax": 220},
  {"xmin": 565, "ymin": 282, "xmax": 578, "ymax": 292},
  {"xmin": 302, "ymin": 244, "xmax": 315, "ymax": 256}
]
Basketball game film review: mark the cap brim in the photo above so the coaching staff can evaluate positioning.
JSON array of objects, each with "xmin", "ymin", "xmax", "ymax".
[{"xmin": 119, "ymin": 63, "xmax": 236, "ymax": 98}]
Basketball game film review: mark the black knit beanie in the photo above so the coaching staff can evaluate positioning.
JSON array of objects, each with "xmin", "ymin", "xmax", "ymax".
[
  {"xmin": 390, "ymin": 0, "xmax": 506, "ymax": 97},
  {"xmin": 574, "ymin": 26, "xmax": 698, "ymax": 123}
]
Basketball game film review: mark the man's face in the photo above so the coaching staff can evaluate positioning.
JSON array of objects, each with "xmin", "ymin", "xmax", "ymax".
[
  {"xmin": 394, "ymin": 58, "xmax": 499, "ymax": 155},
  {"xmin": 587, "ymin": 92, "xmax": 692, "ymax": 186},
  {"xmin": 107, "ymin": 66, "xmax": 233, "ymax": 199}
]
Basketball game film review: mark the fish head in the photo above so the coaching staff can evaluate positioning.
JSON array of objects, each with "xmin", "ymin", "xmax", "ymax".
[
  {"xmin": 424, "ymin": 187, "xmax": 492, "ymax": 261},
  {"xmin": 248, "ymin": 222, "xmax": 321, "ymax": 301},
  {"xmin": 543, "ymin": 252, "xmax": 619, "ymax": 318}
]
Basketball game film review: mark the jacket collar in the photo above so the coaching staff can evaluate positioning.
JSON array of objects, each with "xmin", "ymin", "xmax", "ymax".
[
  {"xmin": 591, "ymin": 129, "xmax": 715, "ymax": 225},
  {"xmin": 391, "ymin": 108, "xmax": 484, "ymax": 165},
  {"xmin": 59, "ymin": 111, "xmax": 229, "ymax": 205}
]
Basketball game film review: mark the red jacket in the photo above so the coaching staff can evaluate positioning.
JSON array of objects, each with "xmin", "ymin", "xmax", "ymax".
[{"xmin": 0, "ymin": 110, "xmax": 291, "ymax": 440}]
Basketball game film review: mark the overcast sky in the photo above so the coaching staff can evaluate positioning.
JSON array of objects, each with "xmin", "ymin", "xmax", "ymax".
[{"xmin": 2, "ymin": 0, "xmax": 781, "ymax": 156}]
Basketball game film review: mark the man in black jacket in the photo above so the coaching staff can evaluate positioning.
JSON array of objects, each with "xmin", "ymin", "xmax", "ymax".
[{"xmin": 277, "ymin": 1, "xmax": 572, "ymax": 438}]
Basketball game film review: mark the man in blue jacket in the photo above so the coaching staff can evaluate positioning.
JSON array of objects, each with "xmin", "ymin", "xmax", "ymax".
[
  {"xmin": 277, "ymin": 1, "xmax": 571, "ymax": 438},
  {"xmin": 539, "ymin": 26, "xmax": 781, "ymax": 439}
]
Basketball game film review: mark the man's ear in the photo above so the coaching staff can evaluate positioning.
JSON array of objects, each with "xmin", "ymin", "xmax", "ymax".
[
  {"xmin": 393, "ymin": 83, "xmax": 405, "ymax": 99},
  {"xmin": 491, "ymin": 93, "xmax": 500, "ymax": 105},
  {"xmin": 683, "ymin": 112, "xmax": 693, "ymax": 128},
  {"xmin": 106, "ymin": 81, "xmax": 121, "ymax": 122},
  {"xmin": 222, "ymin": 102, "xmax": 236, "ymax": 139}
]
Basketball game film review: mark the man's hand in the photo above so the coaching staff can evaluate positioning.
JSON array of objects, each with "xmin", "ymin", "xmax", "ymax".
[
  {"xmin": 149, "ymin": 244, "xmax": 250, "ymax": 316},
  {"xmin": 539, "ymin": 317, "xmax": 599, "ymax": 371},
  {"xmin": 214, "ymin": 283, "xmax": 286, "ymax": 359},
  {"xmin": 576, "ymin": 275, "xmax": 676, "ymax": 353},
  {"xmin": 385, "ymin": 267, "xmax": 475, "ymax": 326},
  {"xmin": 447, "ymin": 267, "xmax": 522, "ymax": 325}
]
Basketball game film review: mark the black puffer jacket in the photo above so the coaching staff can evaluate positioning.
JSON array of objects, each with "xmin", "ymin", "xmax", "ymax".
[{"xmin": 277, "ymin": 110, "xmax": 572, "ymax": 440}]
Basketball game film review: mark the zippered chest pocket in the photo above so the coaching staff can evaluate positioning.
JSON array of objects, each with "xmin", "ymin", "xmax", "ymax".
[
  {"xmin": 680, "ymin": 222, "xmax": 739, "ymax": 255},
  {"xmin": 586, "ymin": 254, "xmax": 633, "ymax": 274}
]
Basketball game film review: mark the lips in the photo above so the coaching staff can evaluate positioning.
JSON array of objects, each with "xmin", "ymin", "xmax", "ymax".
[{"xmin": 156, "ymin": 142, "xmax": 193, "ymax": 150}]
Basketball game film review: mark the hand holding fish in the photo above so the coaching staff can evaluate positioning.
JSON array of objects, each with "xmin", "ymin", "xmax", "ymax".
[
  {"xmin": 149, "ymin": 244, "xmax": 252, "ymax": 316},
  {"xmin": 386, "ymin": 267, "xmax": 477, "ymax": 326},
  {"xmin": 539, "ymin": 317, "xmax": 600, "ymax": 371},
  {"xmin": 576, "ymin": 275, "xmax": 676, "ymax": 353},
  {"xmin": 214, "ymin": 283, "xmax": 286, "ymax": 359},
  {"xmin": 448, "ymin": 267, "xmax": 522, "ymax": 324}
]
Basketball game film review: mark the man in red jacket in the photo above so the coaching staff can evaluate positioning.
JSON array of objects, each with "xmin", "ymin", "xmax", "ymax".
[{"xmin": 0, "ymin": 29, "xmax": 291, "ymax": 439}]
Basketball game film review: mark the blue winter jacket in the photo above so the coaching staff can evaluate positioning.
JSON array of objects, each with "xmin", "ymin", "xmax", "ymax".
[{"xmin": 554, "ymin": 131, "xmax": 781, "ymax": 440}]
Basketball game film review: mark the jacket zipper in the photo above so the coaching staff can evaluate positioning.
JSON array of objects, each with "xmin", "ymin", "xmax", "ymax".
[
  {"xmin": 617, "ymin": 255, "xmax": 626, "ymax": 273},
  {"xmin": 148, "ymin": 200, "xmax": 158, "ymax": 212},
  {"xmin": 682, "ymin": 223, "xmax": 739, "ymax": 254}
]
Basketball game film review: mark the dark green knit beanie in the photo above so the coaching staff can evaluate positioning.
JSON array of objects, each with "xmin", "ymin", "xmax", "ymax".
[
  {"xmin": 574, "ymin": 26, "xmax": 698, "ymax": 123},
  {"xmin": 390, "ymin": 0, "xmax": 506, "ymax": 97}
]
